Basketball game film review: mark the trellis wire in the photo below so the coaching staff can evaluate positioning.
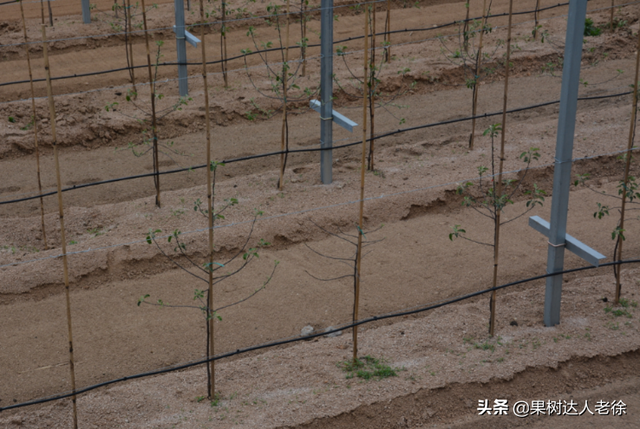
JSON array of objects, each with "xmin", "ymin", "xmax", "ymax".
[
  {"xmin": 2, "ymin": 143, "xmax": 639, "ymax": 272},
  {"xmin": 2, "ymin": 257, "xmax": 639, "ymax": 413},
  {"xmin": 1, "ymin": 89, "xmax": 633, "ymax": 206}
]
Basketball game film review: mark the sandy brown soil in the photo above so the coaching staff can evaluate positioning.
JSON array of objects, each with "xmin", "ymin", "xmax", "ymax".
[{"xmin": 2, "ymin": 0, "xmax": 640, "ymax": 427}]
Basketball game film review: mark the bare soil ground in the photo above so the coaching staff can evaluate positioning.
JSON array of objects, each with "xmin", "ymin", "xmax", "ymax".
[{"xmin": 1, "ymin": 0, "xmax": 640, "ymax": 427}]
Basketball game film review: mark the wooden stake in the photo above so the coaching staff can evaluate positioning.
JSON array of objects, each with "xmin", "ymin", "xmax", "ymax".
[
  {"xmin": 353, "ymin": 5, "xmax": 369, "ymax": 364},
  {"xmin": 140, "ymin": 0, "xmax": 161, "ymax": 208},
  {"xmin": 489, "ymin": 0, "xmax": 513, "ymax": 337},
  {"xmin": 41, "ymin": 24, "xmax": 78, "ymax": 429},
  {"xmin": 221, "ymin": 1, "xmax": 228, "ymax": 87},
  {"xmin": 279, "ymin": 0, "xmax": 291, "ymax": 191},
  {"xmin": 614, "ymin": 25, "xmax": 640, "ymax": 304},
  {"xmin": 198, "ymin": 0, "xmax": 216, "ymax": 399},
  {"xmin": 20, "ymin": 1, "xmax": 48, "ymax": 250},
  {"xmin": 469, "ymin": 0, "xmax": 488, "ymax": 151}
]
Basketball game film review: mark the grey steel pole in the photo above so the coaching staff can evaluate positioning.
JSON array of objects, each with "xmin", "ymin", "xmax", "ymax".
[
  {"xmin": 320, "ymin": 0, "xmax": 333, "ymax": 184},
  {"xmin": 175, "ymin": 0, "xmax": 189, "ymax": 96},
  {"xmin": 544, "ymin": 0, "xmax": 587, "ymax": 327},
  {"xmin": 82, "ymin": 0, "xmax": 91, "ymax": 24}
]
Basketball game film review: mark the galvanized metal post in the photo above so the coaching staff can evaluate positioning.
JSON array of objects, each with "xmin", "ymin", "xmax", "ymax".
[
  {"xmin": 320, "ymin": 0, "xmax": 333, "ymax": 184},
  {"xmin": 175, "ymin": 0, "xmax": 189, "ymax": 96},
  {"xmin": 544, "ymin": 0, "xmax": 587, "ymax": 327},
  {"xmin": 82, "ymin": 0, "xmax": 91, "ymax": 24}
]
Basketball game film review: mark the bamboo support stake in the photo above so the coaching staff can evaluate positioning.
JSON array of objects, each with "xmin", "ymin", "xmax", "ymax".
[
  {"xmin": 279, "ymin": 0, "xmax": 291, "ymax": 191},
  {"xmin": 41, "ymin": 24, "xmax": 78, "ymax": 429},
  {"xmin": 221, "ymin": 1, "xmax": 228, "ymax": 87},
  {"xmin": 353, "ymin": 5, "xmax": 369, "ymax": 364},
  {"xmin": 367, "ymin": 6, "xmax": 376, "ymax": 171},
  {"xmin": 614, "ymin": 26, "xmax": 640, "ymax": 304},
  {"xmin": 385, "ymin": 0, "xmax": 391, "ymax": 62},
  {"xmin": 20, "ymin": 1, "xmax": 48, "ymax": 250},
  {"xmin": 489, "ymin": 0, "xmax": 513, "ymax": 337},
  {"xmin": 469, "ymin": 0, "xmax": 488, "ymax": 151},
  {"xmin": 140, "ymin": 0, "xmax": 161, "ymax": 208},
  {"xmin": 40, "ymin": 0, "xmax": 45, "ymax": 24},
  {"xmin": 198, "ymin": 0, "xmax": 216, "ymax": 399}
]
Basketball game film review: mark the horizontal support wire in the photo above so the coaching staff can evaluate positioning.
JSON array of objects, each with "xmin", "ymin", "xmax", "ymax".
[
  {"xmin": 0, "ymin": 89, "xmax": 633, "ymax": 207},
  {"xmin": 0, "ymin": 0, "xmax": 631, "ymax": 106},
  {"xmin": 0, "ymin": 0, "xmax": 56, "ymax": 5},
  {"xmin": 0, "ymin": 0, "xmax": 388, "ymax": 48},
  {"xmin": 1, "ymin": 0, "xmax": 621, "ymax": 89},
  {"xmin": 1, "ymin": 142, "xmax": 638, "ymax": 271},
  {"xmin": 2, "ymin": 258, "xmax": 639, "ymax": 413}
]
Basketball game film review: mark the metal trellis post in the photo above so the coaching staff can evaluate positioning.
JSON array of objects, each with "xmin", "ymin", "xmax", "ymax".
[
  {"xmin": 541, "ymin": 0, "xmax": 588, "ymax": 327},
  {"xmin": 173, "ymin": 0, "xmax": 200, "ymax": 97},
  {"xmin": 175, "ymin": 0, "xmax": 189, "ymax": 96},
  {"xmin": 82, "ymin": 0, "xmax": 91, "ymax": 24},
  {"xmin": 320, "ymin": 0, "xmax": 334, "ymax": 184}
]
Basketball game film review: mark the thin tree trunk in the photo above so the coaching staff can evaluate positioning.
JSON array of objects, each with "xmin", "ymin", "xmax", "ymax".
[
  {"xmin": 47, "ymin": 0, "xmax": 53, "ymax": 26},
  {"xmin": 368, "ymin": 7, "xmax": 376, "ymax": 171},
  {"xmin": 198, "ymin": 0, "xmax": 216, "ymax": 398},
  {"xmin": 614, "ymin": 26, "xmax": 640, "ymax": 304},
  {"xmin": 610, "ymin": 0, "xmax": 615, "ymax": 29},
  {"xmin": 126, "ymin": 0, "xmax": 137, "ymax": 94},
  {"xmin": 301, "ymin": 0, "xmax": 307, "ymax": 77},
  {"xmin": 385, "ymin": 0, "xmax": 391, "ymax": 62},
  {"xmin": 534, "ymin": 0, "xmax": 540, "ymax": 39},
  {"xmin": 353, "ymin": 5, "xmax": 369, "ymax": 364},
  {"xmin": 221, "ymin": 1, "xmax": 228, "ymax": 86},
  {"xmin": 20, "ymin": 2, "xmax": 48, "ymax": 250},
  {"xmin": 279, "ymin": 1, "xmax": 291, "ymax": 191},
  {"xmin": 463, "ymin": 0, "xmax": 471, "ymax": 53},
  {"xmin": 469, "ymin": 0, "xmax": 488, "ymax": 151},
  {"xmin": 41, "ymin": 24, "xmax": 78, "ymax": 429},
  {"xmin": 140, "ymin": 0, "xmax": 161, "ymax": 207},
  {"xmin": 489, "ymin": 0, "xmax": 513, "ymax": 337}
]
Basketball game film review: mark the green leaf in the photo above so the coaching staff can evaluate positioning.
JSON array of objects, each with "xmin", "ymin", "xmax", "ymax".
[{"xmin": 137, "ymin": 294, "xmax": 150, "ymax": 306}]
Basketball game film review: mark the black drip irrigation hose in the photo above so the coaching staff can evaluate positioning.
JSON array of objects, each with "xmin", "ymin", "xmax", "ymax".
[
  {"xmin": 0, "ymin": 89, "xmax": 632, "ymax": 207},
  {"xmin": 0, "ymin": 1, "xmax": 573, "ymax": 88},
  {"xmin": 2, "ymin": 258, "xmax": 639, "ymax": 413}
]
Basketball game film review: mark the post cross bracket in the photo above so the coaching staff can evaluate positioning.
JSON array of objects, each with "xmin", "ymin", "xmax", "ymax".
[
  {"xmin": 310, "ymin": 100, "xmax": 357, "ymax": 132},
  {"xmin": 529, "ymin": 215, "xmax": 606, "ymax": 267},
  {"xmin": 172, "ymin": 26, "xmax": 201, "ymax": 47}
]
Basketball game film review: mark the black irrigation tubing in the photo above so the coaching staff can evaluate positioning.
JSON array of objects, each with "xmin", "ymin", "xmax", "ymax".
[
  {"xmin": 0, "ymin": 1, "xmax": 573, "ymax": 88},
  {"xmin": 3, "ymin": 257, "xmax": 639, "ymax": 413},
  {"xmin": 0, "ymin": 89, "xmax": 632, "ymax": 206}
]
